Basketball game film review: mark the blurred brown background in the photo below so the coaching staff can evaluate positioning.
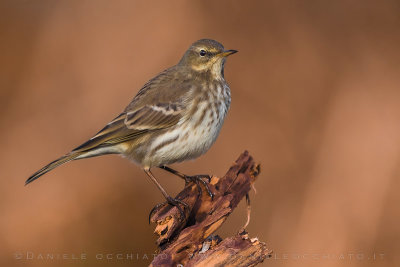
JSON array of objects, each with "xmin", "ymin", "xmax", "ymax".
[{"xmin": 1, "ymin": 0, "xmax": 400, "ymax": 266}]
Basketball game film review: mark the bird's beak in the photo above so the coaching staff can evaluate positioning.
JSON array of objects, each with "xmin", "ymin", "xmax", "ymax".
[{"xmin": 219, "ymin": 49, "xmax": 238, "ymax": 57}]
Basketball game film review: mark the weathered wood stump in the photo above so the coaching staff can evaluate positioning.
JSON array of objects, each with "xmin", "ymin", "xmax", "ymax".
[{"xmin": 150, "ymin": 151, "xmax": 272, "ymax": 266}]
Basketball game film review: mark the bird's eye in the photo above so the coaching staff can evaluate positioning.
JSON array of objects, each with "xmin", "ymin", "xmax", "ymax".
[{"xmin": 199, "ymin": 50, "xmax": 206, "ymax": 56}]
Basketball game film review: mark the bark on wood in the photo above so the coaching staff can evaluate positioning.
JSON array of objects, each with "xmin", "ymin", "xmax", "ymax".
[{"xmin": 149, "ymin": 151, "xmax": 272, "ymax": 266}]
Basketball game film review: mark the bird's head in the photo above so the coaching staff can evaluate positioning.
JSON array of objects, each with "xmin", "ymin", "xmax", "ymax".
[{"xmin": 179, "ymin": 39, "xmax": 237, "ymax": 79}]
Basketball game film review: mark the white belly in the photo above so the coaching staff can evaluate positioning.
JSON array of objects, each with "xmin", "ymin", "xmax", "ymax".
[{"xmin": 145, "ymin": 99, "xmax": 228, "ymax": 167}]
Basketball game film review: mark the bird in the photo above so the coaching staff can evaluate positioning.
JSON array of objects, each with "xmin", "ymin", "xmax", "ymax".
[{"xmin": 26, "ymin": 39, "xmax": 237, "ymax": 221}]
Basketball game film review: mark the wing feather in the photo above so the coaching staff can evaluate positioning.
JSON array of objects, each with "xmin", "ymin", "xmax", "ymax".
[
  {"xmin": 125, "ymin": 103, "xmax": 182, "ymax": 130},
  {"xmin": 72, "ymin": 103, "xmax": 183, "ymax": 152}
]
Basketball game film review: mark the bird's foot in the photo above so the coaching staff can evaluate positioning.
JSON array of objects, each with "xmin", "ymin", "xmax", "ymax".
[
  {"xmin": 149, "ymin": 196, "xmax": 189, "ymax": 224},
  {"xmin": 184, "ymin": 174, "xmax": 214, "ymax": 200}
]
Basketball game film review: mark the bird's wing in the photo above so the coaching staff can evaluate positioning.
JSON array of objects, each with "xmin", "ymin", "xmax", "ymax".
[
  {"xmin": 72, "ymin": 103, "xmax": 184, "ymax": 152},
  {"xmin": 72, "ymin": 67, "xmax": 190, "ymax": 153}
]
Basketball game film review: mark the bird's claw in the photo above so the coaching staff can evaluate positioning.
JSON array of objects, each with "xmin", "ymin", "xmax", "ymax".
[
  {"xmin": 149, "ymin": 196, "xmax": 189, "ymax": 224},
  {"xmin": 184, "ymin": 174, "xmax": 214, "ymax": 200}
]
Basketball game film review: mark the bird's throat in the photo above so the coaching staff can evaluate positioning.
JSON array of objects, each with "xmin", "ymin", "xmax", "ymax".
[{"xmin": 191, "ymin": 59, "xmax": 225, "ymax": 81}]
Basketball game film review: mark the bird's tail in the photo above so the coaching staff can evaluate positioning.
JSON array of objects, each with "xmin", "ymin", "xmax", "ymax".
[{"xmin": 25, "ymin": 152, "xmax": 82, "ymax": 185}]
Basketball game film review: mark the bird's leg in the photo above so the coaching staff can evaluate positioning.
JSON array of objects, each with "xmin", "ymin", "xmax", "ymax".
[
  {"xmin": 159, "ymin": 166, "xmax": 214, "ymax": 200},
  {"xmin": 144, "ymin": 168, "xmax": 189, "ymax": 223}
]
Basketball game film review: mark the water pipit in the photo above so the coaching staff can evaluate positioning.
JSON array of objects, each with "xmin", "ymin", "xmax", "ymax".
[{"xmin": 26, "ymin": 39, "xmax": 237, "ymax": 221}]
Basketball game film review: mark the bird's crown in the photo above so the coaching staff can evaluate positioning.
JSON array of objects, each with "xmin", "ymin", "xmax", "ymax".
[{"xmin": 178, "ymin": 39, "xmax": 237, "ymax": 76}]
